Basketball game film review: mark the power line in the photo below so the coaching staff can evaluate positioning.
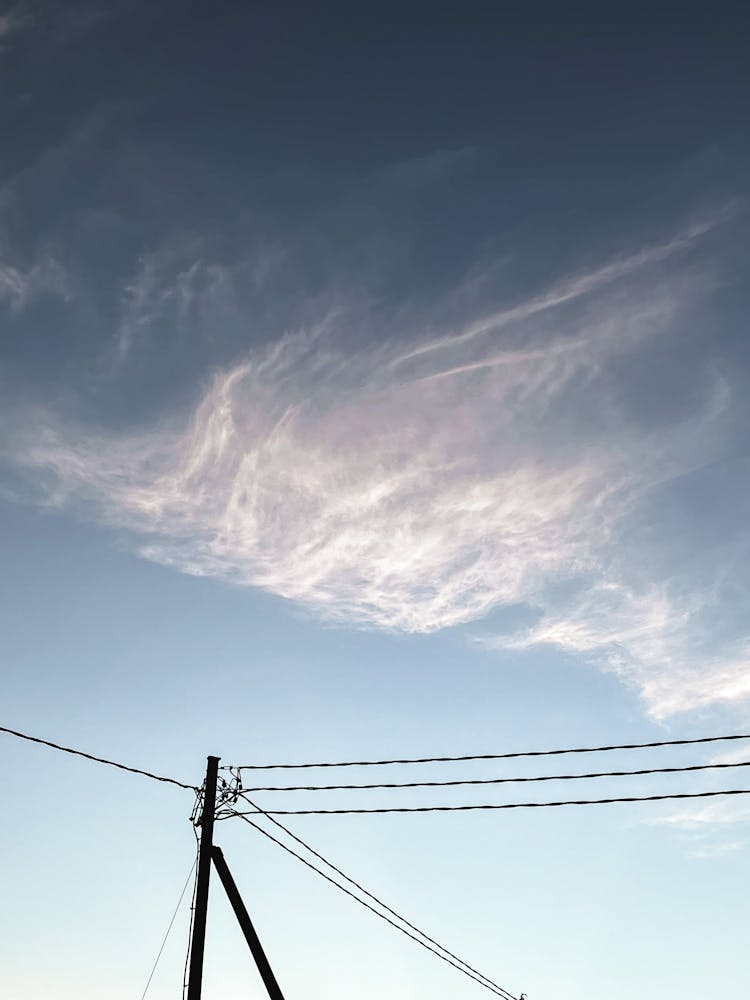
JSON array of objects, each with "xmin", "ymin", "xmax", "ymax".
[
  {"xmin": 226, "ymin": 732, "xmax": 750, "ymax": 771},
  {"xmin": 241, "ymin": 758, "xmax": 750, "ymax": 792},
  {"xmin": 0, "ymin": 723, "xmax": 197, "ymax": 791},
  {"xmin": 241, "ymin": 787, "xmax": 750, "ymax": 814},
  {"xmin": 222, "ymin": 807, "xmax": 520, "ymax": 999},
  {"xmin": 140, "ymin": 857, "xmax": 197, "ymax": 1000},
  {"xmin": 222, "ymin": 788, "xmax": 516, "ymax": 997}
]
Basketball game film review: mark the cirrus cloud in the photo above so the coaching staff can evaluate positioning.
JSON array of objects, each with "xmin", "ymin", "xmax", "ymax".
[{"xmin": 4, "ymin": 213, "xmax": 748, "ymax": 718}]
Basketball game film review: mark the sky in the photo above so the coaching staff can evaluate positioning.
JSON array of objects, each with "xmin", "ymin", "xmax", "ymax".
[{"xmin": 1, "ymin": 3, "xmax": 750, "ymax": 998}]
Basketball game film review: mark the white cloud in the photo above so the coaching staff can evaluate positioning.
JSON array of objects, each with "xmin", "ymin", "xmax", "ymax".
[
  {"xmin": 685, "ymin": 837, "xmax": 748, "ymax": 859},
  {"xmin": 642, "ymin": 739, "xmax": 750, "ymax": 849},
  {"xmin": 494, "ymin": 580, "xmax": 750, "ymax": 719},
  {"xmin": 5, "ymin": 215, "xmax": 748, "ymax": 717},
  {"xmin": 0, "ymin": 262, "xmax": 28, "ymax": 301},
  {"xmin": 652, "ymin": 798, "xmax": 750, "ymax": 830},
  {"xmin": 647, "ymin": 794, "xmax": 750, "ymax": 857},
  {"xmin": 709, "ymin": 747, "xmax": 750, "ymax": 766},
  {"xmin": 0, "ymin": 255, "xmax": 69, "ymax": 308}
]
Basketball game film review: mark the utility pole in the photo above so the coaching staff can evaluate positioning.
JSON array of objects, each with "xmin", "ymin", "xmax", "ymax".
[
  {"xmin": 187, "ymin": 755, "xmax": 220, "ymax": 1000},
  {"xmin": 211, "ymin": 846, "xmax": 287, "ymax": 1000}
]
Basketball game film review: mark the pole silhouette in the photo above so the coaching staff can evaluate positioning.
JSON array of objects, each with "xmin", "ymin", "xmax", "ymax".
[{"xmin": 187, "ymin": 755, "xmax": 220, "ymax": 1000}]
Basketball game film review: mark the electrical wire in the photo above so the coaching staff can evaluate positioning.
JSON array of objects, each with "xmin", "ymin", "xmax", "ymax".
[
  {"xmin": 223, "ymin": 807, "xmax": 520, "ymax": 999},
  {"xmin": 242, "ymin": 787, "xmax": 750, "ymax": 814},
  {"xmin": 0, "ymin": 723, "xmax": 197, "ymax": 791},
  {"xmin": 225, "ymin": 732, "xmax": 750, "ymax": 771},
  {"xmin": 221, "ymin": 787, "xmax": 515, "ymax": 997},
  {"xmin": 139, "ymin": 857, "xmax": 197, "ymax": 1000},
  {"xmin": 241, "ymin": 758, "xmax": 750, "ymax": 792}
]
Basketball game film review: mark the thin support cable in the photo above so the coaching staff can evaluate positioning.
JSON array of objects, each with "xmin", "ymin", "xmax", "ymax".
[
  {"xmin": 223, "ymin": 789, "xmax": 514, "ymax": 997},
  {"xmin": 182, "ymin": 811, "xmax": 202, "ymax": 1000},
  {"xmin": 224, "ymin": 808, "xmax": 520, "ymax": 1000},
  {"xmin": 140, "ymin": 858, "xmax": 197, "ymax": 1000}
]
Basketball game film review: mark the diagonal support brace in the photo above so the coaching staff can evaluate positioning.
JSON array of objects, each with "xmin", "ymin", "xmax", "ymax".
[{"xmin": 211, "ymin": 845, "xmax": 288, "ymax": 1000}]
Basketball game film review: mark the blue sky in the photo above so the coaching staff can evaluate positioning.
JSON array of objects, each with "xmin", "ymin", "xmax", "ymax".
[{"xmin": 1, "ymin": 3, "xmax": 750, "ymax": 998}]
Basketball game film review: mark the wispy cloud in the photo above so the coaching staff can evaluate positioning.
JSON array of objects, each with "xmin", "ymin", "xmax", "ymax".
[
  {"xmin": 390, "ymin": 215, "xmax": 725, "ymax": 370},
  {"xmin": 647, "ymin": 794, "xmax": 750, "ymax": 857},
  {"xmin": 0, "ymin": 1, "xmax": 124, "ymax": 50},
  {"xmin": 0, "ymin": 2, "xmax": 34, "ymax": 43},
  {"xmin": 375, "ymin": 146, "xmax": 477, "ymax": 187},
  {"xmin": 109, "ymin": 241, "xmax": 286, "ymax": 366},
  {"xmin": 4, "ymin": 214, "xmax": 747, "ymax": 717},
  {"xmin": 493, "ymin": 579, "xmax": 750, "ymax": 719},
  {"xmin": 0, "ymin": 255, "xmax": 69, "ymax": 308},
  {"xmin": 642, "ymin": 745, "xmax": 750, "ymax": 853},
  {"xmin": 113, "ymin": 250, "xmax": 203, "ymax": 363}
]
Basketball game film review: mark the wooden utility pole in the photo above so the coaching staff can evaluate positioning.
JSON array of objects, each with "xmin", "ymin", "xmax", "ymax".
[
  {"xmin": 187, "ymin": 755, "xmax": 220, "ymax": 1000},
  {"xmin": 212, "ymin": 845, "xmax": 287, "ymax": 1000}
]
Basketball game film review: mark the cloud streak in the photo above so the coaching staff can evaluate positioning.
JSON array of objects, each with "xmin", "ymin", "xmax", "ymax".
[
  {"xmin": 4, "ymin": 215, "xmax": 748, "ymax": 717},
  {"xmin": 389, "ymin": 215, "xmax": 724, "ymax": 370}
]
